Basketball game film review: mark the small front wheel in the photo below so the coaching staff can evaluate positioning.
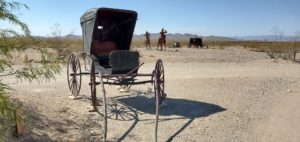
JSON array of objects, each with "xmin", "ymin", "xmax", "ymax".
[
  {"xmin": 153, "ymin": 59, "xmax": 165, "ymax": 142},
  {"xmin": 154, "ymin": 59, "xmax": 165, "ymax": 104}
]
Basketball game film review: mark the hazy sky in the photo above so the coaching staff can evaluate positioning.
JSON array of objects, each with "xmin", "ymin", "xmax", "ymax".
[{"xmin": 2, "ymin": 0, "xmax": 300, "ymax": 37}]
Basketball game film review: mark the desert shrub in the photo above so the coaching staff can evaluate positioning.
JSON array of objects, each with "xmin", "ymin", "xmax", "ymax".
[
  {"xmin": 32, "ymin": 37, "xmax": 83, "ymax": 61},
  {"xmin": 203, "ymin": 40, "xmax": 300, "ymax": 61},
  {"xmin": 0, "ymin": 1, "xmax": 61, "ymax": 140}
]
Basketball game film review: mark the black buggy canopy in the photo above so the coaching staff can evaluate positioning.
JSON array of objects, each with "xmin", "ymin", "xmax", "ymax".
[{"xmin": 80, "ymin": 8, "xmax": 138, "ymax": 55}]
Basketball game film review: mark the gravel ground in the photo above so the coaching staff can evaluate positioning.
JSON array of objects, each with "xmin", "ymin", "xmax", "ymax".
[{"xmin": 6, "ymin": 47, "xmax": 300, "ymax": 142}]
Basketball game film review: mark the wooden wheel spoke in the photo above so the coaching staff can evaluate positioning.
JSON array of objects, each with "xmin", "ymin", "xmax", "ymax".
[
  {"xmin": 73, "ymin": 81, "xmax": 77, "ymax": 93},
  {"xmin": 71, "ymin": 82, "xmax": 76, "ymax": 94},
  {"xmin": 69, "ymin": 78, "xmax": 73, "ymax": 90},
  {"xmin": 69, "ymin": 76, "xmax": 74, "ymax": 85},
  {"xmin": 71, "ymin": 60, "xmax": 76, "ymax": 72},
  {"xmin": 73, "ymin": 72, "xmax": 78, "ymax": 79},
  {"xmin": 68, "ymin": 64, "xmax": 75, "ymax": 74},
  {"xmin": 76, "ymin": 79, "xmax": 81, "ymax": 90},
  {"xmin": 72, "ymin": 79, "xmax": 77, "ymax": 90},
  {"xmin": 160, "ymin": 71, "xmax": 163, "ymax": 76},
  {"xmin": 71, "ymin": 82, "xmax": 75, "ymax": 91},
  {"xmin": 70, "ymin": 79, "xmax": 75, "ymax": 90},
  {"xmin": 72, "ymin": 87, "xmax": 76, "ymax": 95},
  {"xmin": 76, "ymin": 59, "xmax": 80, "ymax": 70},
  {"xmin": 68, "ymin": 64, "xmax": 74, "ymax": 74},
  {"xmin": 73, "ymin": 76, "xmax": 77, "ymax": 84},
  {"xmin": 160, "ymin": 68, "xmax": 164, "ymax": 75}
]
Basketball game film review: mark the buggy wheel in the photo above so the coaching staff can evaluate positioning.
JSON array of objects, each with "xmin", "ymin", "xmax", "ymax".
[
  {"xmin": 90, "ymin": 62, "xmax": 108, "ymax": 141},
  {"xmin": 97, "ymin": 72, "xmax": 107, "ymax": 142},
  {"xmin": 154, "ymin": 59, "xmax": 165, "ymax": 104},
  {"xmin": 154, "ymin": 76, "xmax": 160, "ymax": 142},
  {"xmin": 153, "ymin": 59, "xmax": 164, "ymax": 142},
  {"xmin": 67, "ymin": 53, "xmax": 82, "ymax": 96},
  {"xmin": 90, "ymin": 61, "xmax": 97, "ymax": 111}
]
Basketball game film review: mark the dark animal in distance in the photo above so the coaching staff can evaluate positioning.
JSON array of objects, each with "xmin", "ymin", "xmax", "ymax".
[{"xmin": 189, "ymin": 38, "xmax": 204, "ymax": 48}]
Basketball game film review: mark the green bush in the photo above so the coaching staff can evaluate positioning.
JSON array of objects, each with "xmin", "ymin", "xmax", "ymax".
[{"xmin": 0, "ymin": 1, "xmax": 61, "ymax": 140}]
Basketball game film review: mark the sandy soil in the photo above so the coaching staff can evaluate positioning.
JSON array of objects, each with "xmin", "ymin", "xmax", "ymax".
[{"xmin": 5, "ymin": 47, "xmax": 300, "ymax": 142}]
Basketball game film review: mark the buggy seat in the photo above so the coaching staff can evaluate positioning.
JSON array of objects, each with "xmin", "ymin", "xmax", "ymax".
[{"xmin": 109, "ymin": 50, "xmax": 139, "ymax": 74}]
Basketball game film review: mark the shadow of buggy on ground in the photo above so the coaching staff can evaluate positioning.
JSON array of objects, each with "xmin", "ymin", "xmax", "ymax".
[{"xmin": 101, "ymin": 90, "xmax": 226, "ymax": 142}]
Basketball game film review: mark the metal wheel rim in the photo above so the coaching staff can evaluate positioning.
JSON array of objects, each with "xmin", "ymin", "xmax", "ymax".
[
  {"xmin": 154, "ymin": 59, "xmax": 165, "ymax": 103},
  {"xmin": 154, "ymin": 60, "xmax": 164, "ymax": 142},
  {"xmin": 90, "ymin": 61, "xmax": 97, "ymax": 110},
  {"xmin": 67, "ymin": 53, "xmax": 82, "ymax": 96}
]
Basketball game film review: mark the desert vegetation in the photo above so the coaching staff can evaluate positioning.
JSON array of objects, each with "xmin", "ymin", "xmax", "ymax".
[
  {"xmin": 30, "ymin": 38, "xmax": 300, "ymax": 57},
  {"xmin": 204, "ymin": 41, "xmax": 300, "ymax": 60},
  {"xmin": 0, "ymin": 1, "xmax": 61, "ymax": 140},
  {"xmin": 15, "ymin": 37, "xmax": 298, "ymax": 64},
  {"xmin": 130, "ymin": 38, "xmax": 300, "ymax": 60}
]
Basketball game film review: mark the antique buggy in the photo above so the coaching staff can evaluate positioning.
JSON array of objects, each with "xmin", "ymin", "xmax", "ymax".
[{"xmin": 66, "ymin": 8, "xmax": 166, "ymax": 141}]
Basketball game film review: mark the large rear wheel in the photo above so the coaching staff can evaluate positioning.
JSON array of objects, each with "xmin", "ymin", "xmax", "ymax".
[
  {"xmin": 90, "ymin": 61, "xmax": 97, "ymax": 111},
  {"xmin": 98, "ymin": 73, "xmax": 107, "ymax": 142},
  {"xmin": 90, "ymin": 61, "xmax": 107, "ymax": 141},
  {"xmin": 67, "ymin": 53, "xmax": 82, "ymax": 96}
]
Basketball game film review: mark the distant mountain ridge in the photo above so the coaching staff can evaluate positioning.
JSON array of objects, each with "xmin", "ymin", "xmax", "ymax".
[
  {"xmin": 33, "ymin": 34, "xmax": 300, "ymax": 41},
  {"xmin": 133, "ymin": 33, "xmax": 237, "ymax": 41},
  {"xmin": 64, "ymin": 34, "xmax": 82, "ymax": 39},
  {"xmin": 58, "ymin": 33, "xmax": 238, "ymax": 41}
]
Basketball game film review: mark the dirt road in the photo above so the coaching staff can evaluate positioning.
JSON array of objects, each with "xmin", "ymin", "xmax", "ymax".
[{"xmin": 7, "ymin": 47, "xmax": 300, "ymax": 142}]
